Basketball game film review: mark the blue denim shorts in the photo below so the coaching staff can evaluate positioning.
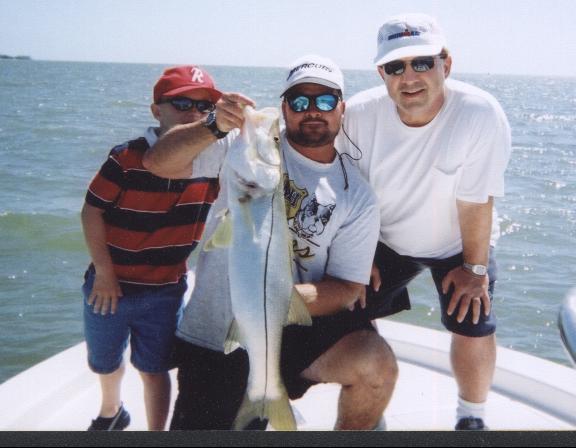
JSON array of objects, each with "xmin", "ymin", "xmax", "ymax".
[{"xmin": 82, "ymin": 268, "xmax": 186, "ymax": 374}]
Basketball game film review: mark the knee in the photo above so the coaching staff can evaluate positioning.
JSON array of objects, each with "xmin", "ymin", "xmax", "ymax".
[
  {"xmin": 139, "ymin": 371, "xmax": 170, "ymax": 385},
  {"xmin": 353, "ymin": 338, "xmax": 398, "ymax": 389}
]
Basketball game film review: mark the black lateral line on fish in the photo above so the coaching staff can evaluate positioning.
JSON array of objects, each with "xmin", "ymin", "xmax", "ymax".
[{"xmin": 261, "ymin": 190, "xmax": 276, "ymax": 417}]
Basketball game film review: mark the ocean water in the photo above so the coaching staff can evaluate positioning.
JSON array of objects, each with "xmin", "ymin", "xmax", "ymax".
[{"xmin": 0, "ymin": 60, "xmax": 574, "ymax": 384}]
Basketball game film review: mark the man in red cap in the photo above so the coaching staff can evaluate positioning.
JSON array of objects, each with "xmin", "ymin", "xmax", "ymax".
[{"xmin": 81, "ymin": 65, "xmax": 234, "ymax": 431}]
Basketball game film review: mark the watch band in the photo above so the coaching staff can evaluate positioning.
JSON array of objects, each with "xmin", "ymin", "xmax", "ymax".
[
  {"xmin": 462, "ymin": 262, "xmax": 487, "ymax": 276},
  {"xmin": 204, "ymin": 111, "xmax": 228, "ymax": 139}
]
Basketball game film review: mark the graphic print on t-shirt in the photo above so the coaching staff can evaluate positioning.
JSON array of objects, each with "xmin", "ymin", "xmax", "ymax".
[{"xmin": 283, "ymin": 174, "xmax": 336, "ymax": 266}]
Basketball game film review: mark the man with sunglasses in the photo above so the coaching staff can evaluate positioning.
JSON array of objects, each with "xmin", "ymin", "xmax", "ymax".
[
  {"xmin": 339, "ymin": 14, "xmax": 512, "ymax": 430},
  {"xmin": 145, "ymin": 55, "xmax": 396, "ymax": 430},
  {"xmin": 81, "ymin": 65, "xmax": 236, "ymax": 430}
]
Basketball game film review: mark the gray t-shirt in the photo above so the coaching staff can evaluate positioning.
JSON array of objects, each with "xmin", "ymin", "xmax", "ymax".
[{"xmin": 176, "ymin": 133, "xmax": 380, "ymax": 352}]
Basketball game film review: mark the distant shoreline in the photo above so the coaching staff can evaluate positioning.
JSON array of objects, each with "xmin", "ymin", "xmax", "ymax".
[{"xmin": 0, "ymin": 55, "xmax": 31, "ymax": 60}]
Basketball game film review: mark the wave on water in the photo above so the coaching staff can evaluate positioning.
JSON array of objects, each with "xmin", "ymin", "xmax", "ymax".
[
  {"xmin": 528, "ymin": 113, "xmax": 576, "ymax": 123},
  {"xmin": 0, "ymin": 212, "xmax": 84, "ymax": 253}
]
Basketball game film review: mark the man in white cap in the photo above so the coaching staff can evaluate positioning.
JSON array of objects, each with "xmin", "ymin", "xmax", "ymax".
[
  {"xmin": 339, "ymin": 14, "xmax": 512, "ymax": 430},
  {"xmin": 144, "ymin": 55, "xmax": 397, "ymax": 430}
]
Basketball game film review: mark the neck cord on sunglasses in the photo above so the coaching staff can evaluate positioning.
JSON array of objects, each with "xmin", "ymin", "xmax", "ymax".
[
  {"xmin": 335, "ymin": 151, "xmax": 349, "ymax": 191},
  {"xmin": 339, "ymin": 124, "xmax": 363, "ymax": 160},
  {"xmin": 335, "ymin": 123, "xmax": 365, "ymax": 191}
]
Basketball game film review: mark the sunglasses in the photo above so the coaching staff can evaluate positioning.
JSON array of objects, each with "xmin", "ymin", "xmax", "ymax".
[
  {"xmin": 382, "ymin": 55, "xmax": 446, "ymax": 76},
  {"xmin": 285, "ymin": 93, "xmax": 341, "ymax": 113},
  {"xmin": 156, "ymin": 97, "xmax": 215, "ymax": 113}
]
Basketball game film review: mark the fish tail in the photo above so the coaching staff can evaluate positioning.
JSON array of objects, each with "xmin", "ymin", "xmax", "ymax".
[{"xmin": 233, "ymin": 388, "xmax": 296, "ymax": 431}]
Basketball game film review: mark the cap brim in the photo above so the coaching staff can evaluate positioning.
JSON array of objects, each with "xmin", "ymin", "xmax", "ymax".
[
  {"xmin": 281, "ymin": 77, "xmax": 342, "ymax": 97},
  {"xmin": 374, "ymin": 44, "xmax": 443, "ymax": 66},
  {"xmin": 161, "ymin": 86, "xmax": 222, "ymax": 103}
]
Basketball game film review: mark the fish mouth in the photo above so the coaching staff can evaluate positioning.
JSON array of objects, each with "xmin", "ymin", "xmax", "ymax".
[{"xmin": 238, "ymin": 178, "xmax": 261, "ymax": 191}]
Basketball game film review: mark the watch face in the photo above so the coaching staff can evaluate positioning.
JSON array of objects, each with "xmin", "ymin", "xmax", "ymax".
[
  {"xmin": 206, "ymin": 111, "xmax": 217, "ymax": 125},
  {"xmin": 473, "ymin": 265, "xmax": 487, "ymax": 275},
  {"xmin": 464, "ymin": 263, "xmax": 487, "ymax": 276}
]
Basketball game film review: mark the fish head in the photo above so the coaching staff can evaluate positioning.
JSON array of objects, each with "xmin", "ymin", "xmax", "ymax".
[{"xmin": 227, "ymin": 106, "xmax": 282, "ymax": 200}]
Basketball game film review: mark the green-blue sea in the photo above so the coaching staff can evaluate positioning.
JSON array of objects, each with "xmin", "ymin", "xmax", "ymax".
[{"xmin": 0, "ymin": 60, "xmax": 575, "ymax": 383}]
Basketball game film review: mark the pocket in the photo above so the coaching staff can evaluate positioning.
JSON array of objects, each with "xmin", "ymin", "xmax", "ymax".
[
  {"xmin": 431, "ymin": 166, "xmax": 461, "ymax": 196},
  {"xmin": 82, "ymin": 268, "xmax": 95, "ymax": 304}
]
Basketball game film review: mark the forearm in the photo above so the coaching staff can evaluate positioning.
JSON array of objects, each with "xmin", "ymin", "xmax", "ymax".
[
  {"xmin": 295, "ymin": 275, "xmax": 363, "ymax": 317},
  {"xmin": 81, "ymin": 203, "xmax": 115, "ymax": 274},
  {"xmin": 142, "ymin": 121, "xmax": 217, "ymax": 178},
  {"xmin": 143, "ymin": 92, "xmax": 256, "ymax": 178},
  {"xmin": 457, "ymin": 197, "xmax": 494, "ymax": 265}
]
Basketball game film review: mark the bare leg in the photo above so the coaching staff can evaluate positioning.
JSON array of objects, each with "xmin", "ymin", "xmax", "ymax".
[
  {"xmin": 98, "ymin": 362, "xmax": 125, "ymax": 417},
  {"xmin": 451, "ymin": 333, "xmax": 496, "ymax": 403},
  {"xmin": 140, "ymin": 371, "xmax": 171, "ymax": 431},
  {"xmin": 301, "ymin": 330, "xmax": 398, "ymax": 430}
]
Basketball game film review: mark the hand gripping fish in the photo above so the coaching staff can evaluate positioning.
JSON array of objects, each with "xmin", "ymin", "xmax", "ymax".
[{"xmin": 206, "ymin": 106, "xmax": 312, "ymax": 430}]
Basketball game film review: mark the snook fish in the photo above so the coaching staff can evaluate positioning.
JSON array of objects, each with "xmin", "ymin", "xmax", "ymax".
[{"xmin": 206, "ymin": 106, "xmax": 311, "ymax": 430}]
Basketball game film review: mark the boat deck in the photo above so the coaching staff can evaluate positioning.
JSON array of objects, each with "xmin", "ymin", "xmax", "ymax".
[{"xmin": 1, "ymin": 321, "xmax": 574, "ymax": 431}]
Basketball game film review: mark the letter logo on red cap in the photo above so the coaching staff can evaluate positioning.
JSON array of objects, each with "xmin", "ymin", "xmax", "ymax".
[{"xmin": 191, "ymin": 67, "xmax": 204, "ymax": 83}]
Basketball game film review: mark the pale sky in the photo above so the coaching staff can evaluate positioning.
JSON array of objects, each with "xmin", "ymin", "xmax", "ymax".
[{"xmin": 1, "ymin": 0, "xmax": 575, "ymax": 77}]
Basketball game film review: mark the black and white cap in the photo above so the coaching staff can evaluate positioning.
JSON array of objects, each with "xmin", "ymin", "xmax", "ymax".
[{"xmin": 282, "ymin": 54, "xmax": 344, "ymax": 96}]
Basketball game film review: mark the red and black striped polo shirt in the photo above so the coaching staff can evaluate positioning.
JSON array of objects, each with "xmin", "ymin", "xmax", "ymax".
[{"xmin": 85, "ymin": 137, "xmax": 220, "ymax": 286}]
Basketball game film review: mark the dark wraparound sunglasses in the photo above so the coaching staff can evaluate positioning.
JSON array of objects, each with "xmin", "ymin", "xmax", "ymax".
[
  {"xmin": 156, "ymin": 97, "xmax": 215, "ymax": 113},
  {"xmin": 382, "ymin": 55, "xmax": 446, "ymax": 76},
  {"xmin": 285, "ymin": 93, "xmax": 341, "ymax": 113}
]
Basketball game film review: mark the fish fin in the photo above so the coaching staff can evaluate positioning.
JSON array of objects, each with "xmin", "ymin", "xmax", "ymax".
[
  {"xmin": 204, "ymin": 210, "xmax": 233, "ymax": 251},
  {"xmin": 286, "ymin": 287, "xmax": 313, "ymax": 327},
  {"xmin": 266, "ymin": 392, "xmax": 298, "ymax": 431},
  {"xmin": 224, "ymin": 319, "xmax": 242, "ymax": 354},
  {"xmin": 233, "ymin": 388, "xmax": 296, "ymax": 431}
]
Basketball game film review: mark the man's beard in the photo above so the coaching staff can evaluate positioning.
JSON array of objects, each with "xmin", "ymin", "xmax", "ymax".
[{"xmin": 285, "ymin": 121, "xmax": 338, "ymax": 147}]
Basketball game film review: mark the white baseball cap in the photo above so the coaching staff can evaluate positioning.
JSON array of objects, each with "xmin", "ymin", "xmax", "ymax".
[
  {"xmin": 282, "ymin": 54, "xmax": 344, "ymax": 96},
  {"xmin": 373, "ymin": 13, "xmax": 447, "ymax": 66}
]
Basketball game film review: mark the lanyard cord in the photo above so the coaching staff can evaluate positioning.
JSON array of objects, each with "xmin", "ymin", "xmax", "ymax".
[{"xmin": 282, "ymin": 139, "xmax": 352, "ymax": 191}]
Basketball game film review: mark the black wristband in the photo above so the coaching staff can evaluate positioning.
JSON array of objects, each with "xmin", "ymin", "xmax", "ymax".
[{"xmin": 204, "ymin": 111, "xmax": 229, "ymax": 139}]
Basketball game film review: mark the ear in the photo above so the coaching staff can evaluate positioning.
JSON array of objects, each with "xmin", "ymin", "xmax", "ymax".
[
  {"xmin": 377, "ymin": 66, "xmax": 387, "ymax": 82},
  {"xmin": 443, "ymin": 55, "xmax": 453, "ymax": 79},
  {"xmin": 151, "ymin": 103, "xmax": 161, "ymax": 121}
]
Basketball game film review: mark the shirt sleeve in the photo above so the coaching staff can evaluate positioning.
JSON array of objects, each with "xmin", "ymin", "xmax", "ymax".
[
  {"xmin": 456, "ymin": 101, "xmax": 512, "ymax": 203},
  {"xmin": 325, "ymin": 187, "xmax": 380, "ymax": 285},
  {"xmin": 85, "ymin": 150, "xmax": 124, "ymax": 210}
]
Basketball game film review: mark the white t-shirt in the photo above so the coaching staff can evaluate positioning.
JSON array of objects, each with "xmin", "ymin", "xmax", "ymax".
[
  {"xmin": 339, "ymin": 79, "xmax": 512, "ymax": 258},
  {"xmin": 176, "ymin": 132, "xmax": 380, "ymax": 352}
]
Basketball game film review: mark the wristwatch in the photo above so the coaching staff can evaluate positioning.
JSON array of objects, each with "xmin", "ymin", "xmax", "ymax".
[
  {"xmin": 463, "ymin": 262, "xmax": 488, "ymax": 276},
  {"xmin": 203, "ymin": 111, "xmax": 228, "ymax": 139}
]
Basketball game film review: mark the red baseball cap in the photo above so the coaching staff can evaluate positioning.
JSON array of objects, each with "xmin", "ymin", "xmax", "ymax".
[{"xmin": 153, "ymin": 65, "xmax": 222, "ymax": 104}]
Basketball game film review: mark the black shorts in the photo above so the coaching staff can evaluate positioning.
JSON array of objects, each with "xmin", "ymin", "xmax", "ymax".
[
  {"xmin": 169, "ymin": 339, "xmax": 267, "ymax": 431},
  {"xmin": 169, "ymin": 310, "xmax": 375, "ymax": 430},
  {"xmin": 281, "ymin": 310, "xmax": 375, "ymax": 400},
  {"xmin": 356, "ymin": 242, "xmax": 498, "ymax": 337}
]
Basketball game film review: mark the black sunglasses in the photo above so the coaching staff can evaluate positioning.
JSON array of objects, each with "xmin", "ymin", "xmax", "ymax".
[
  {"xmin": 156, "ymin": 97, "xmax": 215, "ymax": 113},
  {"xmin": 285, "ymin": 93, "xmax": 341, "ymax": 113},
  {"xmin": 382, "ymin": 55, "xmax": 446, "ymax": 76}
]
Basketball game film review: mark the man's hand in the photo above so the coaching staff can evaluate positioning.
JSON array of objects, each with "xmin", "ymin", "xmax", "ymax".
[
  {"xmin": 349, "ymin": 264, "xmax": 381, "ymax": 311},
  {"xmin": 88, "ymin": 268, "xmax": 123, "ymax": 315},
  {"xmin": 215, "ymin": 93, "xmax": 256, "ymax": 132},
  {"xmin": 442, "ymin": 266, "xmax": 490, "ymax": 324}
]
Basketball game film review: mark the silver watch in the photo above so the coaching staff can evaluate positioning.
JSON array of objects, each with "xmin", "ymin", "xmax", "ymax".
[{"xmin": 463, "ymin": 262, "xmax": 487, "ymax": 276}]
